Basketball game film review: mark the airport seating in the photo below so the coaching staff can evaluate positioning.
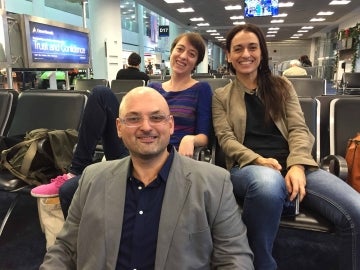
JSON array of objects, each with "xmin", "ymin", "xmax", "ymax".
[
  {"xmin": 316, "ymin": 94, "xmax": 360, "ymax": 159},
  {"xmin": 0, "ymin": 90, "xmax": 89, "ymax": 236},
  {"xmin": 320, "ymin": 97, "xmax": 360, "ymax": 181},
  {"xmin": 110, "ymin": 79, "xmax": 146, "ymax": 103},
  {"xmin": 196, "ymin": 78, "xmax": 232, "ymax": 92},
  {"xmin": 149, "ymin": 74, "xmax": 161, "ymax": 80},
  {"xmin": 284, "ymin": 75, "xmax": 312, "ymax": 79},
  {"xmin": 212, "ymin": 72, "xmax": 223, "ymax": 78},
  {"xmin": 222, "ymin": 74, "xmax": 236, "ymax": 80},
  {"xmin": 303, "ymin": 66, "xmax": 317, "ymax": 78},
  {"xmin": 74, "ymin": 78, "xmax": 108, "ymax": 91},
  {"xmin": 148, "ymin": 78, "xmax": 165, "ymax": 84},
  {"xmin": 110, "ymin": 79, "xmax": 145, "ymax": 94},
  {"xmin": 148, "ymin": 75, "xmax": 171, "ymax": 81},
  {"xmin": 191, "ymin": 73, "xmax": 215, "ymax": 79},
  {"xmin": 299, "ymin": 97, "xmax": 320, "ymax": 162},
  {"xmin": 287, "ymin": 78, "xmax": 326, "ymax": 97},
  {"xmin": 0, "ymin": 90, "xmax": 18, "ymax": 136},
  {"xmin": 341, "ymin": 72, "xmax": 360, "ymax": 95}
]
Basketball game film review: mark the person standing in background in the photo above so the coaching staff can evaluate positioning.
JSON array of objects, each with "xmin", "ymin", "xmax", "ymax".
[
  {"xmin": 160, "ymin": 60, "xmax": 167, "ymax": 80},
  {"xmin": 147, "ymin": 61, "xmax": 154, "ymax": 75}
]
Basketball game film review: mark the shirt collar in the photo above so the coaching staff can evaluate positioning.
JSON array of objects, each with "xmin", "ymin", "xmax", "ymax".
[{"xmin": 128, "ymin": 145, "xmax": 175, "ymax": 183}]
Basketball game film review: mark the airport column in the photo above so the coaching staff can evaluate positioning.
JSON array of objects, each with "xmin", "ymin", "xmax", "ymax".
[{"xmin": 88, "ymin": 0, "xmax": 122, "ymax": 81}]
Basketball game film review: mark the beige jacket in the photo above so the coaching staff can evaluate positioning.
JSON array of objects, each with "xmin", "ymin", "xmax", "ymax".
[{"xmin": 212, "ymin": 77, "xmax": 318, "ymax": 170}]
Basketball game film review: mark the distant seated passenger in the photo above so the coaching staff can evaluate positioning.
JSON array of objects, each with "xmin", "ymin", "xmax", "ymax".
[
  {"xmin": 282, "ymin": 59, "xmax": 308, "ymax": 77},
  {"xmin": 299, "ymin": 55, "xmax": 312, "ymax": 67}
]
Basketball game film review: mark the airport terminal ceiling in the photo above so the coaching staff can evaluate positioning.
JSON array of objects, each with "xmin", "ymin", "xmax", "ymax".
[
  {"xmin": 135, "ymin": 0, "xmax": 360, "ymax": 45},
  {"xmin": 58, "ymin": 0, "xmax": 360, "ymax": 46}
]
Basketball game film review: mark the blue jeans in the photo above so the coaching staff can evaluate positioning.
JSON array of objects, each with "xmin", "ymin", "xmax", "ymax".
[
  {"xmin": 59, "ymin": 175, "xmax": 80, "ymax": 218},
  {"xmin": 231, "ymin": 165, "xmax": 360, "ymax": 270},
  {"xmin": 60, "ymin": 86, "xmax": 129, "ymax": 217},
  {"xmin": 69, "ymin": 86, "xmax": 128, "ymax": 175}
]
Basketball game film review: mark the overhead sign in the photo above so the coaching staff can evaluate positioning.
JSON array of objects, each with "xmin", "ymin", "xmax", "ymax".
[{"xmin": 159, "ymin": 25, "xmax": 169, "ymax": 37}]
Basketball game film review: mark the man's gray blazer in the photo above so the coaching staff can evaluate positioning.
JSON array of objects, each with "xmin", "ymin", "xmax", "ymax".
[{"xmin": 41, "ymin": 151, "xmax": 254, "ymax": 269}]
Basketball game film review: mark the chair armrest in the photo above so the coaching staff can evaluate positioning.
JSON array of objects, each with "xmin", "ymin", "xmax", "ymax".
[
  {"xmin": 193, "ymin": 145, "xmax": 214, "ymax": 163},
  {"xmin": 193, "ymin": 146, "xmax": 205, "ymax": 160},
  {"xmin": 320, "ymin": 154, "xmax": 348, "ymax": 181}
]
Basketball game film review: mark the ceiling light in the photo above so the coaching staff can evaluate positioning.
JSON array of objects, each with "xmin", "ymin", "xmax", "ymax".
[
  {"xmin": 329, "ymin": 0, "xmax": 350, "ymax": 5},
  {"xmin": 271, "ymin": 19, "xmax": 284, "ymax": 23},
  {"xmin": 225, "ymin": 5, "xmax": 242, "ymax": 10},
  {"xmin": 197, "ymin": 23, "xmax": 210, "ymax": 26},
  {"xmin": 293, "ymin": 33, "xmax": 303, "ymax": 36},
  {"xmin": 230, "ymin": 16, "xmax": 244, "ymax": 20},
  {"xmin": 266, "ymin": 35, "xmax": 276, "ymax": 37},
  {"xmin": 177, "ymin": 8, "xmax": 194, "ymax": 13},
  {"xmin": 206, "ymin": 30, "xmax": 217, "ymax": 32},
  {"xmin": 273, "ymin": 13, "xmax": 288, "ymax": 17},
  {"xmin": 233, "ymin": 21, "xmax": 246, "ymax": 25},
  {"xmin": 269, "ymin": 27, "xmax": 280, "ymax": 30},
  {"xmin": 317, "ymin": 11, "xmax": 334, "ymax": 15},
  {"xmin": 278, "ymin": 2, "xmax": 294, "ymax": 7},
  {"xmin": 164, "ymin": 0, "xmax": 184, "ymax": 3},
  {"xmin": 297, "ymin": 30, "xmax": 309, "ymax": 33},
  {"xmin": 290, "ymin": 36, "xmax": 300, "ymax": 39},
  {"xmin": 267, "ymin": 31, "xmax": 278, "ymax": 34},
  {"xmin": 210, "ymin": 33, "xmax": 220, "ymax": 36},
  {"xmin": 301, "ymin": 26, "xmax": 314, "ymax": 29},
  {"xmin": 190, "ymin": 17, "xmax": 204, "ymax": 21},
  {"xmin": 215, "ymin": 36, "xmax": 225, "ymax": 39},
  {"xmin": 310, "ymin": 18, "xmax": 326, "ymax": 21}
]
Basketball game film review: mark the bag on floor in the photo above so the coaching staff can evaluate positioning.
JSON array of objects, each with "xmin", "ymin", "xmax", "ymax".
[
  {"xmin": 0, "ymin": 128, "xmax": 78, "ymax": 186},
  {"xmin": 345, "ymin": 133, "xmax": 360, "ymax": 192}
]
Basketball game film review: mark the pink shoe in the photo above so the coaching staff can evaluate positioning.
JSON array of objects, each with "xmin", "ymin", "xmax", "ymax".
[{"xmin": 31, "ymin": 174, "xmax": 70, "ymax": 198}]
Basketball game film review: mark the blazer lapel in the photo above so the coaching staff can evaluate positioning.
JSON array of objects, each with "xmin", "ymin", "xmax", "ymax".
[
  {"xmin": 155, "ymin": 153, "xmax": 192, "ymax": 269},
  {"xmin": 104, "ymin": 158, "xmax": 131, "ymax": 267}
]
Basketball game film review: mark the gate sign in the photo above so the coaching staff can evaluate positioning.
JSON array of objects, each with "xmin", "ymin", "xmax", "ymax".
[{"xmin": 159, "ymin": 25, "xmax": 169, "ymax": 37}]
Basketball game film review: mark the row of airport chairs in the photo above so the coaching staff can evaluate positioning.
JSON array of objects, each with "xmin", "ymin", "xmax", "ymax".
[
  {"xmin": 339, "ymin": 72, "xmax": 360, "ymax": 95},
  {"xmin": 221, "ymin": 75, "xmax": 328, "ymax": 97},
  {"xmin": 73, "ymin": 79, "xmax": 146, "ymax": 103},
  {"xmin": 0, "ymin": 89, "xmax": 90, "ymax": 236},
  {"xmin": 73, "ymin": 78, "xmax": 145, "ymax": 92}
]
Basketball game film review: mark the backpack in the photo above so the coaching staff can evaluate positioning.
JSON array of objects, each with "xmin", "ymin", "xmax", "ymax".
[
  {"xmin": 345, "ymin": 133, "xmax": 360, "ymax": 192},
  {"xmin": 0, "ymin": 128, "xmax": 78, "ymax": 186}
]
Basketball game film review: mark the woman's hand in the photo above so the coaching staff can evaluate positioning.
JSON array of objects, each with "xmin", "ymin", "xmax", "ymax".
[
  {"xmin": 254, "ymin": 157, "xmax": 282, "ymax": 171},
  {"xmin": 285, "ymin": 165, "xmax": 306, "ymax": 202},
  {"xmin": 178, "ymin": 135, "xmax": 195, "ymax": 158}
]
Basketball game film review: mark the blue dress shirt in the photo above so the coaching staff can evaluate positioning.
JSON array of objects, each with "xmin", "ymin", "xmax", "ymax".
[{"xmin": 116, "ymin": 146, "xmax": 174, "ymax": 270}]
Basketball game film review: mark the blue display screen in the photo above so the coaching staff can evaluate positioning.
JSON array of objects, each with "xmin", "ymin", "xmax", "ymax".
[
  {"xmin": 244, "ymin": 0, "xmax": 279, "ymax": 17},
  {"xmin": 29, "ymin": 21, "xmax": 90, "ymax": 65}
]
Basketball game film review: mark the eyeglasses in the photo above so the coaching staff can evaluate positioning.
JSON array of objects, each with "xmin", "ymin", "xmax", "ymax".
[{"xmin": 120, "ymin": 113, "xmax": 172, "ymax": 128}]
